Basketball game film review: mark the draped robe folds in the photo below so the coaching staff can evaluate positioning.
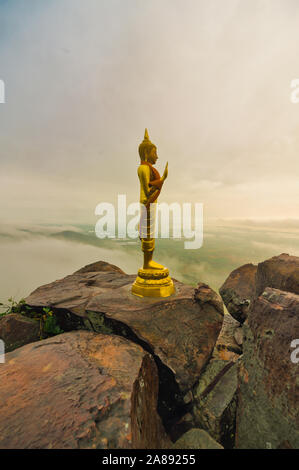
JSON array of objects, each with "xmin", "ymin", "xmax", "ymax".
[{"xmin": 138, "ymin": 161, "xmax": 162, "ymax": 240}]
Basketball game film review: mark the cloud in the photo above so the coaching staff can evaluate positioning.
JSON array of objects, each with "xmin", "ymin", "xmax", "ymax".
[
  {"xmin": 0, "ymin": 0, "xmax": 298, "ymax": 223},
  {"xmin": 0, "ymin": 235, "xmax": 139, "ymax": 301}
]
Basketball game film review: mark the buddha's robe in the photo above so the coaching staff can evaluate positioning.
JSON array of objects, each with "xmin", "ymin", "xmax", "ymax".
[{"xmin": 138, "ymin": 161, "xmax": 163, "ymax": 243}]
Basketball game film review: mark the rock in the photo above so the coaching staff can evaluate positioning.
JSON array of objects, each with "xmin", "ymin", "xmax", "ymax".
[
  {"xmin": 193, "ymin": 359, "xmax": 239, "ymax": 448},
  {"xmin": 236, "ymin": 287, "xmax": 299, "ymax": 449},
  {"xmin": 172, "ymin": 428, "xmax": 223, "ymax": 449},
  {"xmin": 212, "ymin": 313, "xmax": 242, "ymax": 362},
  {"xmin": 25, "ymin": 262, "xmax": 224, "ymax": 421},
  {"xmin": 234, "ymin": 327, "xmax": 243, "ymax": 346},
  {"xmin": 219, "ymin": 263, "xmax": 257, "ymax": 323},
  {"xmin": 220, "ymin": 254, "xmax": 299, "ymax": 323},
  {"xmin": 0, "ymin": 313, "xmax": 40, "ymax": 352},
  {"xmin": 194, "ymin": 283, "xmax": 224, "ymax": 315},
  {"xmin": 255, "ymin": 253, "xmax": 299, "ymax": 298},
  {"xmin": 74, "ymin": 260, "xmax": 125, "ymax": 275},
  {"xmin": 0, "ymin": 331, "xmax": 169, "ymax": 449}
]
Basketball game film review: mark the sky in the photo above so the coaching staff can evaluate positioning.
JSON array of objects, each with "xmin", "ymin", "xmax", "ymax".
[{"xmin": 0, "ymin": 0, "xmax": 299, "ymax": 225}]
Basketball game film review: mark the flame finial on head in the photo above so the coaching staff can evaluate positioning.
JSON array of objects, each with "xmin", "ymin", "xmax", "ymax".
[
  {"xmin": 144, "ymin": 128, "xmax": 150, "ymax": 141},
  {"xmin": 138, "ymin": 128, "xmax": 156, "ymax": 160}
]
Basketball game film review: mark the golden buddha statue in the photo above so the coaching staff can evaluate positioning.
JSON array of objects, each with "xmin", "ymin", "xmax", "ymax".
[{"xmin": 131, "ymin": 129, "xmax": 175, "ymax": 298}]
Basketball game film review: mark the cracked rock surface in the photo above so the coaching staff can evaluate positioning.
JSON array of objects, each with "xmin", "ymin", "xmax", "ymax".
[
  {"xmin": 0, "ymin": 331, "xmax": 169, "ymax": 449},
  {"xmin": 236, "ymin": 287, "xmax": 299, "ymax": 449}
]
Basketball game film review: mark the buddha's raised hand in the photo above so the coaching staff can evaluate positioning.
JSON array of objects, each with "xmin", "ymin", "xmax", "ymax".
[{"xmin": 162, "ymin": 162, "xmax": 168, "ymax": 181}]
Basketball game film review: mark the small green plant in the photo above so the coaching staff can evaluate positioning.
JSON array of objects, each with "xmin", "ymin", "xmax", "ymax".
[
  {"xmin": 0, "ymin": 298, "xmax": 63, "ymax": 338},
  {"xmin": 41, "ymin": 307, "xmax": 64, "ymax": 336},
  {"xmin": 0, "ymin": 297, "xmax": 32, "ymax": 317}
]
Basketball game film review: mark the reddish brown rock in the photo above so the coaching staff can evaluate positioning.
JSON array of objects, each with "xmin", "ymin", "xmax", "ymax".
[
  {"xmin": 236, "ymin": 288, "xmax": 299, "ymax": 449},
  {"xmin": 74, "ymin": 260, "xmax": 125, "ymax": 275},
  {"xmin": 25, "ymin": 262, "xmax": 224, "ymax": 399},
  {"xmin": 255, "ymin": 253, "xmax": 299, "ymax": 298},
  {"xmin": 194, "ymin": 283, "xmax": 224, "ymax": 316},
  {"xmin": 0, "ymin": 313, "xmax": 40, "ymax": 352},
  {"xmin": 220, "ymin": 255, "xmax": 299, "ymax": 325},
  {"xmin": 0, "ymin": 331, "xmax": 169, "ymax": 449},
  {"xmin": 219, "ymin": 263, "xmax": 257, "ymax": 323}
]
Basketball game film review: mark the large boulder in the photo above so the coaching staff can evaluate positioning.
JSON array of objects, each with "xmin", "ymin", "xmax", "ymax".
[
  {"xmin": 25, "ymin": 262, "xmax": 224, "ymax": 409},
  {"xmin": 193, "ymin": 358, "xmax": 239, "ymax": 448},
  {"xmin": 219, "ymin": 263, "xmax": 257, "ymax": 323},
  {"xmin": 0, "ymin": 331, "xmax": 169, "ymax": 449},
  {"xmin": 255, "ymin": 253, "xmax": 299, "ymax": 298},
  {"xmin": 0, "ymin": 313, "xmax": 40, "ymax": 352},
  {"xmin": 220, "ymin": 254, "xmax": 299, "ymax": 324},
  {"xmin": 236, "ymin": 288, "xmax": 299, "ymax": 449}
]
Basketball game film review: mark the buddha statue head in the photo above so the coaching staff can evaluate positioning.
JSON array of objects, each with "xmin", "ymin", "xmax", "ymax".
[{"xmin": 138, "ymin": 128, "xmax": 158, "ymax": 164}]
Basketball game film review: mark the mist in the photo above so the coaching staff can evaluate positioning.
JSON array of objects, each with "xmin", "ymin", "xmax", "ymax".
[{"xmin": 1, "ymin": 220, "xmax": 298, "ymax": 303}]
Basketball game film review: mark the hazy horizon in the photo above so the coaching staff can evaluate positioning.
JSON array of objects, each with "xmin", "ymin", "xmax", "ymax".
[{"xmin": 1, "ymin": 218, "xmax": 298, "ymax": 304}]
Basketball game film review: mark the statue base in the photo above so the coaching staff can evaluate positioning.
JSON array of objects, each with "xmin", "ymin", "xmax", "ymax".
[{"xmin": 131, "ymin": 267, "xmax": 175, "ymax": 298}]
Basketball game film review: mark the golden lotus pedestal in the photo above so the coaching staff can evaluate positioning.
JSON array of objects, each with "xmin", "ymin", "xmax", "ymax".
[{"xmin": 131, "ymin": 267, "xmax": 175, "ymax": 298}]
